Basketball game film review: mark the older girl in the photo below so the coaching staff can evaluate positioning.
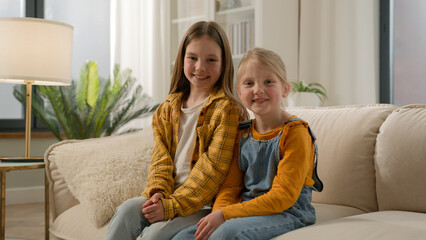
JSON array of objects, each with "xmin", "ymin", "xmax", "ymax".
[{"xmin": 105, "ymin": 21, "xmax": 247, "ymax": 240}]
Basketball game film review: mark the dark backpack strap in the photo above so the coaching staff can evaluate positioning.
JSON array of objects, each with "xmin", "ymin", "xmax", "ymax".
[
  {"xmin": 286, "ymin": 118, "xmax": 324, "ymax": 192},
  {"xmin": 238, "ymin": 120, "xmax": 252, "ymax": 130}
]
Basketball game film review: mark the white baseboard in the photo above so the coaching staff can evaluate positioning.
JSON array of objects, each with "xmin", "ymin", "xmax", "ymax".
[{"xmin": 5, "ymin": 186, "xmax": 45, "ymax": 205}]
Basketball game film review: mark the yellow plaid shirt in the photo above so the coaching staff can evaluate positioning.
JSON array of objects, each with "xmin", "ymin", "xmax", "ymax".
[{"xmin": 142, "ymin": 88, "xmax": 242, "ymax": 220}]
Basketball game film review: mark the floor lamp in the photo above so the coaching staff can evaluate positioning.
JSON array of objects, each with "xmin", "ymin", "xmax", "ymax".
[{"xmin": 0, "ymin": 17, "xmax": 73, "ymax": 160}]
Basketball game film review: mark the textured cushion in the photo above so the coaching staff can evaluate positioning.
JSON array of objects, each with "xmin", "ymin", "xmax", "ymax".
[
  {"xmin": 45, "ymin": 151, "xmax": 79, "ymax": 220},
  {"xmin": 375, "ymin": 104, "xmax": 426, "ymax": 212},
  {"xmin": 286, "ymin": 105, "xmax": 396, "ymax": 212},
  {"xmin": 273, "ymin": 211, "xmax": 426, "ymax": 240},
  {"xmin": 45, "ymin": 127, "xmax": 153, "ymax": 227},
  {"xmin": 50, "ymin": 204, "xmax": 108, "ymax": 240}
]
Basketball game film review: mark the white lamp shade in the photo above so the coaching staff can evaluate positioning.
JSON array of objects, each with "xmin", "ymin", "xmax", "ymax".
[{"xmin": 0, "ymin": 17, "xmax": 73, "ymax": 85}]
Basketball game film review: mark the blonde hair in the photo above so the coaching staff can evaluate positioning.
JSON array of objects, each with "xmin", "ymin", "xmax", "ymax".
[
  {"xmin": 169, "ymin": 21, "xmax": 247, "ymax": 118},
  {"xmin": 237, "ymin": 48, "xmax": 290, "ymax": 88}
]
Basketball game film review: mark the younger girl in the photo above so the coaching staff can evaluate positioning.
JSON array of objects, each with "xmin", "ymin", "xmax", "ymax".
[
  {"xmin": 174, "ymin": 48, "xmax": 323, "ymax": 240},
  {"xmin": 105, "ymin": 21, "xmax": 247, "ymax": 240}
]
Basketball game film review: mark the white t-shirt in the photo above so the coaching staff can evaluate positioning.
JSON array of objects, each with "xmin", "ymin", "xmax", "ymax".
[{"xmin": 174, "ymin": 98, "xmax": 207, "ymax": 189}]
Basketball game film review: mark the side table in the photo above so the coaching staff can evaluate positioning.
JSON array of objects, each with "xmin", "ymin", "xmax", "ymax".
[{"xmin": 0, "ymin": 159, "xmax": 49, "ymax": 240}]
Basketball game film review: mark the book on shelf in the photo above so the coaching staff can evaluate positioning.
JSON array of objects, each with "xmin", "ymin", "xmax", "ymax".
[{"xmin": 227, "ymin": 21, "xmax": 254, "ymax": 56}]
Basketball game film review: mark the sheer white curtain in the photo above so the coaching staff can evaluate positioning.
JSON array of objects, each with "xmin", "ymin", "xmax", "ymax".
[
  {"xmin": 298, "ymin": 0, "xmax": 380, "ymax": 106},
  {"xmin": 111, "ymin": 0, "xmax": 169, "ymax": 105},
  {"xmin": 110, "ymin": 0, "xmax": 168, "ymax": 129}
]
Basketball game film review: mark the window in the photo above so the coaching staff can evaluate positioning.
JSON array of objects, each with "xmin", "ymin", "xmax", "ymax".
[
  {"xmin": 380, "ymin": 0, "xmax": 426, "ymax": 105},
  {"xmin": 0, "ymin": 0, "xmax": 111, "ymax": 131},
  {"xmin": 44, "ymin": 0, "xmax": 111, "ymax": 80},
  {"xmin": 0, "ymin": 0, "xmax": 32, "ymax": 131}
]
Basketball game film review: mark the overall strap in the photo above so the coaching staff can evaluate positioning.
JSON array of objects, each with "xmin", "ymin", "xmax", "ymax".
[
  {"xmin": 285, "ymin": 118, "xmax": 324, "ymax": 192},
  {"xmin": 238, "ymin": 119, "xmax": 252, "ymax": 130},
  {"xmin": 238, "ymin": 120, "xmax": 253, "ymax": 140}
]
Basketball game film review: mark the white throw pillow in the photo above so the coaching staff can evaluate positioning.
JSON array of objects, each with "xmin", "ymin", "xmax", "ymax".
[{"xmin": 50, "ymin": 127, "xmax": 153, "ymax": 227}]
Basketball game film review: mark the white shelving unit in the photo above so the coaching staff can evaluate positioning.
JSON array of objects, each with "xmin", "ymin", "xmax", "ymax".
[{"xmin": 167, "ymin": 0, "xmax": 299, "ymax": 84}]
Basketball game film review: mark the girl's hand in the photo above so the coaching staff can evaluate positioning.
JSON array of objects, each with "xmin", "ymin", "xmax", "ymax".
[
  {"xmin": 142, "ymin": 193, "xmax": 165, "ymax": 223},
  {"xmin": 195, "ymin": 209, "xmax": 225, "ymax": 240},
  {"xmin": 142, "ymin": 192, "xmax": 163, "ymax": 208}
]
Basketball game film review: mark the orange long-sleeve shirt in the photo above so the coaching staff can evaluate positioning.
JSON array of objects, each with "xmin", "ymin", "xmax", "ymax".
[{"xmin": 212, "ymin": 117, "xmax": 315, "ymax": 220}]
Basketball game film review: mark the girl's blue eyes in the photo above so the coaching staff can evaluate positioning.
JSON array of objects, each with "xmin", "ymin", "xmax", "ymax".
[{"xmin": 242, "ymin": 80, "xmax": 275, "ymax": 86}]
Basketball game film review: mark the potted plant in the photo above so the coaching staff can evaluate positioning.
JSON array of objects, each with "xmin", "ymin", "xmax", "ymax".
[
  {"xmin": 287, "ymin": 80, "xmax": 328, "ymax": 107},
  {"xmin": 13, "ymin": 60, "xmax": 159, "ymax": 140}
]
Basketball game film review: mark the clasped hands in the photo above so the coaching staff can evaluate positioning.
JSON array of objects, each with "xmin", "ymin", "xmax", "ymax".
[
  {"xmin": 142, "ymin": 193, "xmax": 165, "ymax": 223},
  {"xmin": 142, "ymin": 193, "xmax": 225, "ymax": 240}
]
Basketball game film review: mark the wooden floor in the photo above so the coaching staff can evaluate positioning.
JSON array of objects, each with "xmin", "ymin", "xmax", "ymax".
[{"xmin": 5, "ymin": 202, "xmax": 46, "ymax": 240}]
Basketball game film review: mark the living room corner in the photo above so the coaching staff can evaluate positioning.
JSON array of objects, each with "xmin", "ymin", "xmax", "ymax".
[{"xmin": 1, "ymin": 0, "xmax": 425, "ymax": 239}]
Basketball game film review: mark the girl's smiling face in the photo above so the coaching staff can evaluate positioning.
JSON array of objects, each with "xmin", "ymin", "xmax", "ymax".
[
  {"xmin": 237, "ymin": 60, "xmax": 289, "ymax": 118},
  {"xmin": 183, "ymin": 36, "xmax": 222, "ymax": 95}
]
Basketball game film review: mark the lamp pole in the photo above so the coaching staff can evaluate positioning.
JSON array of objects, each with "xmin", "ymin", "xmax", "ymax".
[{"xmin": 25, "ymin": 82, "xmax": 33, "ymax": 159}]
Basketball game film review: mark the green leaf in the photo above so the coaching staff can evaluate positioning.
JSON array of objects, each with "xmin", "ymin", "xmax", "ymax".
[
  {"xmin": 77, "ymin": 62, "xmax": 89, "ymax": 111},
  {"xmin": 41, "ymin": 86, "xmax": 76, "ymax": 139},
  {"xmin": 87, "ymin": 61, "xmax": 100, "ymax": 108},
  {"xmin": 290, "ymin": 80, "xmax": 328, "ymax": 103},
  {"xmin": 31, "ymin": 90, "xmax": 63, "ymax": 140},
  {"xmin": 92, "ymin": 80, "xmax": 112, "ymax": 137}
]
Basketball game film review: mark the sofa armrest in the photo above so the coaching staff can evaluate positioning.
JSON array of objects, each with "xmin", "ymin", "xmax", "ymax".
[
  {"xmin": 44, "ymin": 126, "xmax": 153, "ymax": 222},
  {"xmin": 45, "ymin": 139, "xmax": 80, "ymax": 221}
]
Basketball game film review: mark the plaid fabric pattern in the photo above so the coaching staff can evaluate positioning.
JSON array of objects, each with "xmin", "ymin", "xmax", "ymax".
[{"xmin": 142, "ymin": 88, "xmax": 242, "ymax": 220}]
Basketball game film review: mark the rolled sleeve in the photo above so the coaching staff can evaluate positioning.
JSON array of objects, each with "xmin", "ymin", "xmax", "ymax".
[{"xmin": 142, "ymin": 103, "xmax": 175, "ymax": 199}]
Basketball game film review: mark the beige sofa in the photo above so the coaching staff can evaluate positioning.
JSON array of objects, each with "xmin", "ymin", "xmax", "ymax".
[{"xmin": 44, "ymin": 104, "xmax": 426, "ymax": 240}]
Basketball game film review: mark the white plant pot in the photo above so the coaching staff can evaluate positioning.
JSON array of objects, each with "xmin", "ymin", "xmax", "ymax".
[{"xmin": 287, "ymin": 92, "xmax": 321, "ymax": 107}]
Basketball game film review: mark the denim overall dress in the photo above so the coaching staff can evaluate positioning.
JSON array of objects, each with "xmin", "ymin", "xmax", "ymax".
[{"xmin": 235, "ymin": 118, "xmax": 324, "ymax": 238}]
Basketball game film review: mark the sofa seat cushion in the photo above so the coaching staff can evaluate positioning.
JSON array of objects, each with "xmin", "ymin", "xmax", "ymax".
[
  {"xmin": 50, "ymin": 204, "xmax": 108, "ymax": 240},
  {"xmin": 313, "ymin": 203, "xmax": 366, "ymax": 223},
  {"xmin": 273, "ymin": 211, "xmax": 426, "ymax": 240}
]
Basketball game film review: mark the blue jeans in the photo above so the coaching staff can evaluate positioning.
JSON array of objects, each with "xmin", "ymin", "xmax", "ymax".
[
  {"xmin": 173, "ymin": 187, "xmax": 316, "ymax": 240},
  {"xmin": 105, "ymin": 196, "xmax": 210, "ymax": 240}
]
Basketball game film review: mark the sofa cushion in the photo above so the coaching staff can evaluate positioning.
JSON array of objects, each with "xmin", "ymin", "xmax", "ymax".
[
  {"xmin": 375, "ymin": 104, "xmax": 426, "ymax": 212},
  {"xmin": 45, "ymin": 150, "xmax": 80, "ymax": 220},
  {"xmin": 312, "ymin": 203, "xmax": 366, "ymax": 223},
  {"xmin": 45, "ymin": 126, "xmax": 153, "ymax": 227},
  {"xmin": 50, "ymin": 204, "xmax": 108, "ymax": 240},
  {"xmin": 272, "ymin": 211, "xmax": 426, "ymax": 240},
  {"xmin": 286, "ymin": 105, "xmax": 397, "ymax": 212}
]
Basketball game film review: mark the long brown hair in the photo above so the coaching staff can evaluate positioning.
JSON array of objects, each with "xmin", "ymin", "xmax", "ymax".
[{"xmin": 169, "ymin": 21, "xmax": 247, "ymax": 118}]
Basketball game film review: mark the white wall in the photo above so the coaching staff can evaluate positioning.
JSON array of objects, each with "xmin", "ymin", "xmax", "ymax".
[
  {"xmin": 256, "ymin": 0, "xmax": 299, "ymax": 83},
  {"xmin": 299, "ymin": 0, "xmax": 380, "ymax": 106},
  {"xmin": 45, "ymin": 0, "xmax": 111, "ymax": 80}
]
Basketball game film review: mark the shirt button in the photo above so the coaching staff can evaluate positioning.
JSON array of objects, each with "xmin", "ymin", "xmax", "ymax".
[
  {"xmin": 200, "ymin": 112, "xmax": 204, "ymax": 116},
  {"xmin": 191, "ymin": 160, "xmax": 196, "ymax": 165}
]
